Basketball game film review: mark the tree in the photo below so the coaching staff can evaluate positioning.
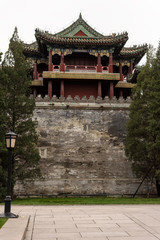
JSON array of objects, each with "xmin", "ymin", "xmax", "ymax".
[
  {"xmin": 0, "ymin": 52, "xmax": 8, "ymax": 200},
  {"xmin": 0, "ymin": 28, "xmax": 40, "ymax": 197},
  {"xmin": 125, "ymin": 44, "xmax": 160, "ymax": 196}
]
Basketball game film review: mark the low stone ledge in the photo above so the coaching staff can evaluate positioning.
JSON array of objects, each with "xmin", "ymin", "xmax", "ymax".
[
  {"xmin": 35, "ymin": 95, "xmax": 132, "ymax": 104},
  {"xmin": 35, "ymin": 95, "xmax": 131, "ymax": 109},
  {"xmin": 0, "ymin": 216, "xmax": 30, "ymax": 240},
  {"xmin": 35, "ymin": 101, "xmax": 130, "ymax": 110}
]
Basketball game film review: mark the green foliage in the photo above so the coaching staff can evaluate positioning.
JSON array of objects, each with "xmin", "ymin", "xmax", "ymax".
[
  {"xmin": 125, "ymin": 43, "xmax": 160, "ymax": 194},
  {"xmin": 0, "ymin": 28, "xmax": 40, "ymax": 199},
  {"xmin": 0, "ymin": 218, "xmax": 7, "ymax": 228},
  {"xmin": 0, "ymin": 52, "xmax": 8, "ymax": 200}
]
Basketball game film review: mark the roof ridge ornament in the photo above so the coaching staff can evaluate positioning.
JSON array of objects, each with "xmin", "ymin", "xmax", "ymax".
[{"xmin": 79, "ymin": 13, "xmax": 82, "ymax": 19}]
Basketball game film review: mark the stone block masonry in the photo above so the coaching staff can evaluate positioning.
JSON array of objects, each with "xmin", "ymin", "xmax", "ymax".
[{"xmin": 14, "ymin": 96, "xmax": 150, "ymax": 196}]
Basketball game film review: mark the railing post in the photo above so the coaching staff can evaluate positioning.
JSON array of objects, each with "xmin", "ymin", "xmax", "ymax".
[
  {"xmin": 109, "ymin": 82, "xmax": 114, "ymax": 99},
  {"xmin": 98, "ymin": 81, "xmax": 102, "ymax": 97},
  {"xmin": 48, "ymin": 80, "xmax": 52, "ymax": 99},
  {"xmin": 60, "ymin": 80, "xmax": 64, "ymax": 96},
  {"xmin": 97, "ymin": 53, "xmax": 102, "ymax": 72},
  {"xmin": 109, "ymin": 53, "xmax": 113, "ymax": 73},
  {"xmin": 48, "ymin": 49, "xmax": 53, "ymax": 71},
  {"xmin": 60, "ymin": 52, "xmax": 65, "ymax": 71}
]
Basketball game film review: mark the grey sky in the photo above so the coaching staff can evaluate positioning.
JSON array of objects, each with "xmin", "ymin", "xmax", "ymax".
[{"xmin": 0, "ymin": 0, "xmax": 160, "ymax": 64}]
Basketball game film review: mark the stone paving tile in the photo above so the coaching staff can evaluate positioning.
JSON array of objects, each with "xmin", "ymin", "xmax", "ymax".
[
  {"xmin": 34, "ymin": 219, "xmax": 54, "ymax": 224},
  {"xmin": 118, "ymin": 223, "xmax": 144, "ymax": 228},
  {"xmin": 109, "ymin": 214, "xmax": 130, "ymax": 220},
  {"xmin": 53, "ymin": 223, "xmax": 76, "ymax": 228},
  {"xmin": 57, "ymin": 238, "xmax": 108, "ymax": 240},
  {"xmin": 54, "ymin": 219, "xmax": 75, "ymax": 223},
  {"xmin": 152, "ymin": 226, "xmax": 160, "ymax": 233},
  {"xmin": 33, "ymin": 228, "xmax": 56, "ymax": 233},
  {"xmin": 126, "ymin": 230, "xmax": 155, "ymax": 237},
  {"xmin": 89, "ymin": 215, "xmax": 111, "ymax": 220},
  {"xmin": 100, "ymin": 227, "xmax": 127, "ymax": 232},
  {"xmin": 112, "ymin": 219, "xmax": 135, "ymax": 224},
  {"xmin": 56, "ymin": 227, "xmax": 101, "ymax": 233},
  {"xmin": 73, "ymin": 217, "xmax": 92, "ymax": 220},
  {"xmin": 33, "ymin": 238, "xmax": 56, "ymax": 240},
  {"xmin": 108, "ymin": 238, "xmax": 158, "ymax": 240},
  {"xmin": 73, "ymin": 219, "xmax": 95, "ymax": 224},
  {"xmin": 94, "ymin": 219, "xmax": 114, "ymax": 223},
  {"xmin": 56, "ymin": 234, "xmax": 82, "ymax": 239},
  {"xmin": 34, "ymin": 223, "xmax": 54, "ymax": 229},
  {"xmin": 56, "ymin": 228, "xmax": 80, "ymax": 233},
  {"xmin": 81, "ymin": 231, "xmax": 129, "ymax": 238},
  {"xmin": 32, "ymin": 233, "xmax": 56, "ymax": 239},
  {"xmin": 76, "ymin": 223, "xmax": 99, "ymax": 228},
  {"xmin": 96, "ymin": 223, "xmax": 120, "ymax": 228}
]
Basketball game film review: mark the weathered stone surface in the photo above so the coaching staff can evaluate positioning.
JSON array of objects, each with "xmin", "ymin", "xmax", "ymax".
[{"xmin": 14, "ymin": 102, "xmax": 151, "ymax": 196}]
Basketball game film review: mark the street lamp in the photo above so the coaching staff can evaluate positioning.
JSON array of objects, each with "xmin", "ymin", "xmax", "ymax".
[{"xmin": 0, "ymin": 131, "xmax": 18, "ymax": 218}]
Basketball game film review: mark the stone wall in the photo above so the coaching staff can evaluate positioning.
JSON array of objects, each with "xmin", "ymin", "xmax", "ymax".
[{"xmin": 14, "ymin": 96, "xmax": 149, "ymax": 196}]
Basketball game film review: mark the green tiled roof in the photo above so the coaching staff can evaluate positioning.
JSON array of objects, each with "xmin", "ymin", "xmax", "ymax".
[
  {"xmin": 120, "ymin": 45, "xmax": 148, "ymax": 56},
  {"xmin": 35, "ymin": 28, "xmax": 128, "ymax": 46},
  {"xmin": 23, "ymin": 42, "xmax": 39, "ymax": 54},
  {"xmin": 54, "ymin": 13, "xmax": 103, "ymax": 38}
]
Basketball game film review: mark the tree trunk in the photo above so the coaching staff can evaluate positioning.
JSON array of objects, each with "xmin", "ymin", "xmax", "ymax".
[{"xmin": 156, "ymin": 180, "xmax": 160, "ymax": 196}]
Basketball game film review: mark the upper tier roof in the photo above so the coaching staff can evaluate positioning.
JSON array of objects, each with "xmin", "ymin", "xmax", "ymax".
[
  {"xmin": 35, "ymin": 28, "xmax": 128, "ymax": 46},
  {"xmin": 23, "ymin": 14, "xmax": 147, "ymax": 64},
  {"xmin": 34, "ymin": 14, "xmax": 128, "ymax": 53}
]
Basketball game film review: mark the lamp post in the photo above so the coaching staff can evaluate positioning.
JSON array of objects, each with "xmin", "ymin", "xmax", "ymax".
[{"xmin": 0, "ymin": 131, "xmax": 18, "ymax": 218}]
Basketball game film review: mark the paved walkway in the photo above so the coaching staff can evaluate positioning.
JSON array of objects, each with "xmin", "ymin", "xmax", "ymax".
[{"xmin": 1, "ymin": 205, "xmax": 160, "ymax": 239}]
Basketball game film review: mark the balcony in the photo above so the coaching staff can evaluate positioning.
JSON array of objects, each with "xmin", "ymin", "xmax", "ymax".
[
  {"xmin": 41, "ymin": 64, "xmax": 120, "ymax": 81},
  {"xmin": 52, "ymin": 65, "xmax": 108, "ymax": 73}
]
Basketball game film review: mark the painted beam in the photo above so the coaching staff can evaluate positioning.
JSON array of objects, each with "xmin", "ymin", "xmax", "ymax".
[{"xmin": 43, "ymin": 72, "xmax": 120, "ymax": 81}]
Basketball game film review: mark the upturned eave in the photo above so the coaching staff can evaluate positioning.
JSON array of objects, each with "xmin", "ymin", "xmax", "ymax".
[
  {"xmin": 115, "ymin": 81, "xmax": 136, "ymax": 88},
  {"xmin": 32, "ymin": 80, "xmax": 43, "ymax": 86}
]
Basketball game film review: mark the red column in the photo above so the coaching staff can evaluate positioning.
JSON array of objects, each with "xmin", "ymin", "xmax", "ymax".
[
  {"xmin": 48, "ymin": 80, "xmax": 52, "ymax": 99},
  {"xmin": 119, "ymin": 63, "xmax": 123, "ymax": 81},
  {"xmin": 119, "ymin": 89, "xmax": 123, "ymax": 97},
  {"xmin": 130, "ymin": 61, "xmax": 133, "ymax": 74},
  {"xmin": 33, "ymin": 88, "xmax": 37, "ymax": 98},
  {"xmin": 97, "ymin": 53, "xmax": 102, "ymax": 72},
  {"xmin": 60, "ymin": 52, "xmax": 65, "ymax": 71},
  {"xmin": 109, "ymin": 53, "xmax": 113, "ymax": 73},
  {"xmin": 109, "ymin": 82, "xmax": 114, "ymax": 99},
  {"xmin": 33, "ymin": 62, "xmax": 38, "ymax": 79},
  {"xmin": 60, "ymin": 80, "xmax": 64, "ymax": 96},
  {"xmin": 48, "ymin": 49, "xmax": 53, "ymax": 71},
  {"xmin": 98, "ymin": 81, "xmax": 102, "ymax": 97}
]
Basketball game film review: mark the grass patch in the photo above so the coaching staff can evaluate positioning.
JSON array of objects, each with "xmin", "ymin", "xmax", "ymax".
[
  {"xmin": 0, "ymin": 218, "xmax": 7, "ymax": 229},
  {"xmin": 7, "ymin": 197, "xmax": 160, "ymax": 205}
]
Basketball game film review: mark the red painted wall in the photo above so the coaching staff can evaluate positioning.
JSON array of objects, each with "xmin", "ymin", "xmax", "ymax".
[
  {"xmin": 64, "ymin": 80, "xmax": 98, "ymax": 99},
  {"xmin": 65, "ymin": 52, "xmax": 96, "ymax": 66},
  {"xmin": 74, "ymin": 30, "xmax": 87, "ymax": 36}
]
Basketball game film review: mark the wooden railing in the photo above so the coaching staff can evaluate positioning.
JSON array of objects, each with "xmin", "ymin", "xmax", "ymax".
[
  {"xmin": 33, "ymin": 65, "xmax": 129, "ymax": 81},
  {"xmin": 66, "ymin": 65, "xmax": 96, "ymax": 72},
  {"xmin": 53, "ymin": 65, "xmax": 60, "ymax": 71},
  {"xmin": 52, "ymin": 65, "xmax": 109, "ymax": 73}
]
